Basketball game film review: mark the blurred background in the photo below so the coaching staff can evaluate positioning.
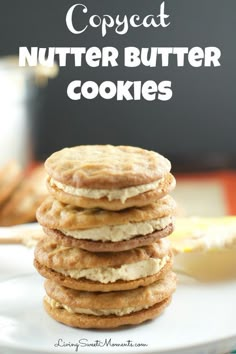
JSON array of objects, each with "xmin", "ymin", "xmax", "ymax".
[{"xmin": 0, "ymin": 0, "xmax": 236, "ymax": 216}]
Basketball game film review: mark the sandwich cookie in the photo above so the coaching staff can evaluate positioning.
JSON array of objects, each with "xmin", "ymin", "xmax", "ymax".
[
  {"xmin": 45, "ymin": 145, "xmax": 175, "ymax": 210},
  {"xmin": 37, "ymin": 195, "xmax": 176, "ymax": 252},
  {"xmin": 34, "ymin": 237, "xmax": 173, "ymax": 292},
  {"xmin": 44, "ymin": 272, "xmax": 176, "ymax": 328}
]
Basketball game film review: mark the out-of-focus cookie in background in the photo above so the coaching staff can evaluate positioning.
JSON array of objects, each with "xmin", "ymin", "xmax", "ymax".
[
  {"xmin": 0, "ymin": 163, "xmax": 48, "ymax": 226},
  {"xmin": 0, "ymin": 57, "xmax": 57, "ymax": 227}
]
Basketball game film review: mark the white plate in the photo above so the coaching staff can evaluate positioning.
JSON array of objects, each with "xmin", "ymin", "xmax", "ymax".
[{"xmin": 0, "ymin": 274, "xmax": 236, "ymax": 354}]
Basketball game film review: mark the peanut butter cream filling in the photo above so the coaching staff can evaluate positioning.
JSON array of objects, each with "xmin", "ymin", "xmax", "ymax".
[
  {"xmin": 50, "ymin": 178, "xmax": 163, "ymax": 203},
  {"xmin": 54, "ymin": 256, "xmax": 169, "ymax": 284}
]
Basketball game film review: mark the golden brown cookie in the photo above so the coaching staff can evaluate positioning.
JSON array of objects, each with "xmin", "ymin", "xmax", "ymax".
[
  {"xmin": 45, "ymin": 145, "xmax": 175, "ymax": 210},
  {"xmin": 46, "ymin": 172, "xmax": 175, "ymax": 211},
  {"xmin": 34, "ymin": 236, "xmax": 173, "ymax": 290},
  {"xmin": 34, "ymin": 255, "xmax": 172, "ymax": 292},
  {"xmin": 0, "ymin": 161, "xmax": 23, "ymax": 205},
  {"xmin": 44, "ymin": 295, "xmax": 172, "ymax": 329},
  {"xmin": 45, "ymin": 145, "xmax": 171, "ymax": 188},
  {"xmin": 37, "ymin": 194, "xmax": 175, "ymax": 252},
  {"xmin": 0, "ymin": 165, "xmax": 48, "ymax": 226},
  {"xmin": 37, "ymin": 195, "xmax": 176, "ymax": 229},
  {"xmin": 34, "ymin": 236, "xmax": 170, "ymax": 270},
  {"xmin": 43, "ymin": 272, "xmax": 176, "ymax": 328},
  {"xmin": 45, "ymin": 272, "xmax": 176, "ymax": 310},
  {"xmin": 43, "ymin": 224, "xmax": 174, "ymax": 253}
]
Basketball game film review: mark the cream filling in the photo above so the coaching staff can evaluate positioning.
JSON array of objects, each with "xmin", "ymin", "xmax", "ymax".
[
  {"xmin": 45, "ymin": 295, "xmax": 150, "ymax": 316},
  {"xmin": 60, "ymin": 216, "xmax": 171, "ymax": 242},
  {"xmin": 50, "ymin": 178, "xmax": 162, "ymax": 203},
  {"xmin": 55, "ymin": 256, "xmax": 169, "ymax": 284}
]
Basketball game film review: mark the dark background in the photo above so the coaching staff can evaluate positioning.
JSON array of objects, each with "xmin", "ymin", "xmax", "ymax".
[{"xmin": 0, "ymin": 0, "xmax": 236, "ymax": 171}]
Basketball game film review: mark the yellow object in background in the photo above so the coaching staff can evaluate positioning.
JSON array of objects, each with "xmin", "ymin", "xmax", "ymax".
[{"xmin": 169, "ymin": 217, "xmax": 236, "ymax": 281}]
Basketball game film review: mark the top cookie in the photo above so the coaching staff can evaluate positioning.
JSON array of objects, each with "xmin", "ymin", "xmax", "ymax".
[{"xmin": 45, "ymin": 145, "xmax": 171, "ymax": 189}]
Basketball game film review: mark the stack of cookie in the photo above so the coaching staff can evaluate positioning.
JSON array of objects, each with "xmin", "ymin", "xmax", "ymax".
[{"xmin": 34, "ymin": 145, "xmax": 177, "ymax": 328}]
